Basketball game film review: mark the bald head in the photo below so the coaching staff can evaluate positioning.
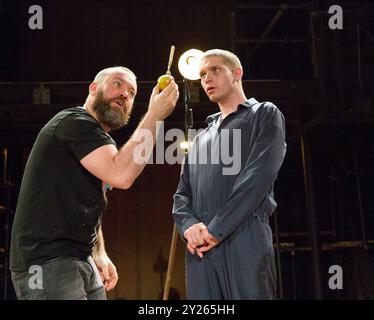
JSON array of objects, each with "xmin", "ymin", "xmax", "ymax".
[{"xmin": 93, "ymin": 66, "xmax": 137, "ymax": 86}]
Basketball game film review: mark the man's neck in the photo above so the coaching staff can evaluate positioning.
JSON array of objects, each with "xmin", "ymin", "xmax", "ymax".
[
  {"xmin": 218, "ymin": 91, "xmax": 247, "ymax": 119},
  {"xmin": 83, "ymin": 101, "xmax": 110, "ymax": 133}
]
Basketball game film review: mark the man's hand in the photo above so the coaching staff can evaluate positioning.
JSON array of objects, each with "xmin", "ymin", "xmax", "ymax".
[
  {"xmin": 184, "ymin": 222, "xmax": 209, "ymax": 249},
  {"xmin": 147, "ymin": 79, "xmax": 179, "ymax": 121},
  {"xmin": 93, "ymin": 254, "xmax": 118, "ymax": 291},
  {"xmin": 184, "ymin": 223, "xmax": 220, "ymax": 258},
  {"xmin": 196, "ymin": 236, "xmax": 220, "ymax": 256}
]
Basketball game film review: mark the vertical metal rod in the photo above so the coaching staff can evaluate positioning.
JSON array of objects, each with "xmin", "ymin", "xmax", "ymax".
[
  {"xmin": 300, "ymin": 131, "xmax": 323, "ymax": 299},
  {"xmin": 309, "ymin": 11, "xmax": 319, "ymax": 79},
  {"xmin": 164, "ymin": 79, "xmax": 193, "ymax": 300},
  {"xmin": 2, "ymin": 148, "xmax": 7, "ymax": 185},
  {"xmin": 353, "ymin": 154, "xmax": 367, "ymax": 249},
  {"xmin": 291, "ymin": 250, "xmax": 297, "ymax": 299},
  {"xmin": 309, "ymin": 2, "xmax": 329, "ymax": 116},
  {"xmin": 273, "ymin": 210, "xmax": 284, "ymax": 299},
  {"xmin": 357, "ymin": 23, "xmax": 362, "ymax": 88},
  {"xmin": 328, "ymin": 174, "xmax": 341, "ymax": 299},
  {"xmin": 163, "ymin": 224, "xmax": 178, "ymax": 300},
  {"xmin": 2, "ymin": 147, "xmax": 9, "ymax": 300}
]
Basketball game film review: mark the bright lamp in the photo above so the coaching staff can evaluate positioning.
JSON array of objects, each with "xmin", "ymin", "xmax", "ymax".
[{"xmin": 178, "ymin": 49, "xmax": 204, "ymax": 80}]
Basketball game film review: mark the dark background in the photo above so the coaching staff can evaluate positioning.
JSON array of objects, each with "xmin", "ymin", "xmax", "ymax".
[{"xmin": 1, "ymin": 0, "xmax": 374, "ymax": 300}]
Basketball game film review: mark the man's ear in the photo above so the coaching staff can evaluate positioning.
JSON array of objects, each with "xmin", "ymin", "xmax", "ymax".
[
  {"xmin": 233, "ymin": 68, "xmax": 243, "ymax": 82},
  {"xmin": 89, "ymin": 82, "xmax": 98, "ymax": 96}
]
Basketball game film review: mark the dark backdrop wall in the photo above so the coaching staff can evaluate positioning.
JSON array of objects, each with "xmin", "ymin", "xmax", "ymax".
[{"xmin": 1, "ymin": 0, "xmax": 232, "ymax": 81}]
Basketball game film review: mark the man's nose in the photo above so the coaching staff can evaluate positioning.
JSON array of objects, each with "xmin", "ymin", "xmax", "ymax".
[
  {"xmin": 119, "ymin": 88, "xmax": 129, "ymax": 99},
  {"xmin": 204, "ymin": 72, "xmax": 213, "ymax": 83}
]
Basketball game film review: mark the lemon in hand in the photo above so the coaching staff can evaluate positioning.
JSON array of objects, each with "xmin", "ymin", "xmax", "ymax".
[{"xmin": 157, "ymin": 74, "xmax": 172, "ymax": 90}]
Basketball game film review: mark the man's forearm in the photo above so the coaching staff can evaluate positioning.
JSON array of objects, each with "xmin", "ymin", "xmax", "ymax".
[
  {"xmin": 93, "ymin": 224, "xmax": 106, "ymax": 257},
  {"xmin": 113, "ymin": 111, "xmax": 160, "ymax": 188}
]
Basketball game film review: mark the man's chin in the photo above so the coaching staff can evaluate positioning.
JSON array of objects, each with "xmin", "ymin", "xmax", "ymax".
[
  {"xmin": 106, "ymin": 121, "xmax": 125, "ymax": 131},
  {"xmin": 99, "ymin": 112, "xmax": 128, "ymax": 130},
  {"xmin": 209, "ymin": 94, "xmax": 220, "ymax": 103}
]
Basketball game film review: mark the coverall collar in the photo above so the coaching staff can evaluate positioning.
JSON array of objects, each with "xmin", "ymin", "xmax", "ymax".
[{"xmin": 205, "ymin": 97, "xmax": 259, "ymax": 125}]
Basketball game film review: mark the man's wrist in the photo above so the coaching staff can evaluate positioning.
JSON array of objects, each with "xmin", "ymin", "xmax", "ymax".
[
  {"xmin": 144, "ymin": 109, "xmax": 160, "ymax": 122},
  {"xmin": 92, "ymin": 246, "xmax": 107, "ymax": 258}
]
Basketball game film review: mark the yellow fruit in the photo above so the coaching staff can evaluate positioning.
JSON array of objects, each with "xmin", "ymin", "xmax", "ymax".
[{"xmin": 157, "ymin": 74, "xmax": 172, "ymax": 90}]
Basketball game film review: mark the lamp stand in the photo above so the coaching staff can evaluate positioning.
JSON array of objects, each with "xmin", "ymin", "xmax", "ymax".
[{"xmin": 163, "ymin": 79, "xmax": 193, "ymax": 300}]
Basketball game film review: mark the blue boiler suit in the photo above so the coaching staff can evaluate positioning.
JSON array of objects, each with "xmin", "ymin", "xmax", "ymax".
[{"xmin": 172, "ymin": 98, "xmax": 287, "ymax": 299}]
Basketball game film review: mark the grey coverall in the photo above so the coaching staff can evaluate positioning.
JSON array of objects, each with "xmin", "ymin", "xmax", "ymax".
[{"xmin": 172, "ymin": 98, "xmax": 287, "ymax": 299}]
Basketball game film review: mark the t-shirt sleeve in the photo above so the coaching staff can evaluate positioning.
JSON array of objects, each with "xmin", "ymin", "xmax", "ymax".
[{"xmin": 55, "ymin": 113, "xmax": 116, "ymax": 161}]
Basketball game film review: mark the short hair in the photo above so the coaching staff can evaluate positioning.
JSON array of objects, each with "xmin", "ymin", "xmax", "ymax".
[
  {"xmin": 201, "ymin": 49, "xmax": 242, "ymax": 71},
  {"xmin": 93, "ymin": 66, "xmax": 137, "ymax": 85}
]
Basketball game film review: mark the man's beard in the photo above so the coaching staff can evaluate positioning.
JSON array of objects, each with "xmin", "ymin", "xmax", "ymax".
[{"xmin": 92, "ymin": 90, "xmax": 132, "ymax": 130}]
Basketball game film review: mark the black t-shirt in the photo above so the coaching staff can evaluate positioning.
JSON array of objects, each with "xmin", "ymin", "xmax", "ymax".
[{"xmin": 10, "ymin": 107, "xmax": 116, "ymax": 272}]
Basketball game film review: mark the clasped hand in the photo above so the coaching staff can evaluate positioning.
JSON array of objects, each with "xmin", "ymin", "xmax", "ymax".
[{"xmin": 183, "ymin": 222, "xmax": 219, "ymax": 258}]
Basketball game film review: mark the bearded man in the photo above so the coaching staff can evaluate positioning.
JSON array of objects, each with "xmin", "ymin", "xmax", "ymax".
[{"xmin": 10, "ymin": 66, "xmax": 179, "ymax": 300}]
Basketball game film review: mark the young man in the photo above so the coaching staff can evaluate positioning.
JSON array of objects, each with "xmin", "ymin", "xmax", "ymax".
[
  {"xmin": 10, "ymin": 66, "xmax": 179, "ymax": 299},
  {"xmin": 172, "ymin": 49, "xmax": 286, "ymax": 299}
]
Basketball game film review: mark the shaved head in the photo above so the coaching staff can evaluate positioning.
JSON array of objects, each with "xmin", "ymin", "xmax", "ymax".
[{"xmin": 93, "ymin": 66, "xmax": 137, "ymax": 86}]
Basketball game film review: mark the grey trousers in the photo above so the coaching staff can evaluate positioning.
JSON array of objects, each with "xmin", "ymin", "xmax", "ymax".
[{"xmin": 11, "ymin": 256, "xmax": 106, "ymax": 300}]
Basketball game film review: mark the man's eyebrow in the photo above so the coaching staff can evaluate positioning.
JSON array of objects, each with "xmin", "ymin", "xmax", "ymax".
[
  {"xmin": 113, "ymin": 77, "xmax": 136, "ymax": 91},
  {"xmin": 113, "ymin": 77, "xmax": 124, "ymax": 82},
  {"xmin": 202, "ymin": 65, "xmax": 221, "ymax": 71},
  {"xmin": 200, "ymin": 65, "xmax": 221, "ymax": 74}
]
